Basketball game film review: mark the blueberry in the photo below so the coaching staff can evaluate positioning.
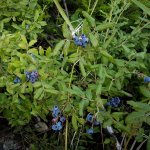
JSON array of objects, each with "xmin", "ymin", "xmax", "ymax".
[
  {"xmin": 52, "ymin": 121, "xmax": 62, "ymax": 131},
  {"xmin": 107, "ymin": 97, "xmax": 120, "ymax": 107},
  {"xmin": 86, "ymin": 128, "xmax": 93, "ymax": 135},
  {"xmin": 14, "ymin": 77, "xmax": 21, "ymax": 84},
  {"xmin": 29, "ymin": 76, "xmax": 36, "ymax": 83},
  {"xmin": 144, "ymin": 77, "xmax": 150, "ymax": 83},
  {"xmin": 60, "ymin": 116, "xmax": 66, "ymax": 123},
  {"xmin": 86, "ymin": 113, "xmax": 93, "ymax": 122},
  {"xmin": 73, "ymin": 35, "xmax": 79, "ymax": 42},
  {"xmin": 52, "ymin": 106, "xmax": 61, "ymax": 118},
  {"xmin": 52, "ymin": 124, "xmax": 58, "ymax": 131},
  {"xmin": 57, "ymin": 121, "xmax": 62, "ymax": 130}
]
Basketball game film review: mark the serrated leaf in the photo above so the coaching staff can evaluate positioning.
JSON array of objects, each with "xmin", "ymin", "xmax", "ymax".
[{"xmin": 82, "ymin": 11, "xmax": 95, "ymax": 27}]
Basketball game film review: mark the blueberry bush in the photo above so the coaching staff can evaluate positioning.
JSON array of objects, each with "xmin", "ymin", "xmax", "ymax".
[{"xmin": 0, "ymin": 0, "xmax": 150, "ymax": 149}]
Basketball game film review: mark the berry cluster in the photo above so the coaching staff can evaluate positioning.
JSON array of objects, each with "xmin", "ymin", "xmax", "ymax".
[
  {"xmin": 107, "ymin": 97, "xmax": 120, "ymax": 107},
  {"xmin": 51, "ymin": 106, "xmax": 66, "ymax": 131},
  {"xmin": 86, "ymin": 113, "xmax": 100, "ymax": 135},
  {"xmin": 14, "ymin": 77, "xmax": 21, "ymax": 84},
  {"xmin": 144, "ymin": 77, "xmax": 150, "ymax": 83},
  {"xmin": 25, "ymin": 70, "xmax": 39, "ymax": 83},
  {"xmin": 73, "ymin": 34, "xmax": 89, "ymax": 47}
]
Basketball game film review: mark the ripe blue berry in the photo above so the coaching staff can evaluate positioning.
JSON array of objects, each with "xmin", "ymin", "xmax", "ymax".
[
  {"xmin": 52, "ymin": 124, "xmax": 58, "ymax": 131},
  {"xmin": 107, "ymin": 97, "xmax": 120, "ymax": 107},
  {"xmin": 57, "ymin": 121, "xmax": 62, "ymax": 130},
  {"xmin": 144, "ymin": 77, "xmax": 150, "ymax": 83},
  {"xmin": 52, "ymin": 106, "xmax": 61, "ymax": 118},
  {"xmin": 86, "ymin": 113, "xmax": 93, "ymax": 122},
  {"xmin": 86, "ymin": 128, "xmax": 93, "ymax": 135},
  {"xmin": 14, "ymin": 77, "xmax": 21, "ymax": 84},
  {"xmin": 60, "ymin": 116, "xmax": 66, "ymax": 123}
]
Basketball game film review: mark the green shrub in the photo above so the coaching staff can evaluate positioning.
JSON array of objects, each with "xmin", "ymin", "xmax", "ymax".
[{"xmin": 0, "ymin": 0, "xmax": 150, "ymax": 149}]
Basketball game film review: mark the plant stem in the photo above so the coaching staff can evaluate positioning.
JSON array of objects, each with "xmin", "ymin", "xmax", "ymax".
[
  {"xmin": 53, "ymin": 0, "xmax": 74, "ymax": 32},
  {"xmin": 124, "ymin": 135, "xmax": 132, "ymax": 150},
  {"xmin": 90, "ymin": 0, "xmax": 98, "ymax": 15}
]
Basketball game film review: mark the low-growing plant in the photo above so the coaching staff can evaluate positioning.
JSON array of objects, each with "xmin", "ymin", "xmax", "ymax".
[{"xmin": 0, "ymin": 0, "xmax": 150, "ymax": 149}]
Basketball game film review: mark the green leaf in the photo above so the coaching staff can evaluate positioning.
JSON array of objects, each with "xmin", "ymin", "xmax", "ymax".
[
  {"xmin": 83, "ymin": 20, "xmax": 91, "ymax": 34},
  {"xmin": 44, "ymin": 89, "xmax": 58, "ymax": 94},
  {"xmin": 63, "ymin": 40, "xmax": 70, "ymax": 56},
  {"xmin": 125, "ymin": 111, "xmax": 145, "ymax": 124},
  {"xmin": 34, "ymin": 88, "xmax": 43, "ymax": 99},
  {"xmin": 34, "ymin": 10, "xmax": 39, "ymax": 21},
  {"xmin": 33, "ymin": 82, "xmax": 42, "ymax": 88},
  {"xmin": 100, "ymin": 50, "xmax": 114, "ymax": 63},
  {"xmin": 79, "ymin": 59, "xmax": 86, "ymax": 77},
  {"xmin": 82, "ymin": 11, "xmax": 95, "ymax": 27},
  {"xmin": 68, "ymin": 53, "xmax": 79, "ymax": 63},
  {"xmin": 79, "ymin": 100, "xmax": 89, "ymax": 116},
  {"xmin": 46, "ymin": 47, "xmax": 51, "ymax": 57},
  {"xmin": 139, "ymin": 86, "xmax": 150, "ymax": 98},
  {"xmin": 127, "ymin": 101, "xmax": 150, "ymax": 112},
  {"xmin": 132, "ymin": 0, "xmax": 150, "ymax": 16},
  {"xmin": 96, "ymin": 22, "xmax": 114, "ymax": 31},
  {"xmin": 72, "ymin": 114, "xmax": 78, "ymax": 131},
  {"xmin": 18, "ymin": 42, "xmax": 28, "ymax": 49},
  {"xmin": 29, "ymin": 40, "xmax": 37, "ymax": 47},
  {"xmin": 53, "ymin": 40, "xmax": 65, "ymax": 55},
  {"xmin": 89, "ymin": 33, "xmax": 98, "ymax": 47},
  {"xmin": 96, "ymin": 81, "xmax": 102, "ymax": 95},
  {"xmin": 62, "ymin": 22, "xmax": 71, "ymax": 39}
]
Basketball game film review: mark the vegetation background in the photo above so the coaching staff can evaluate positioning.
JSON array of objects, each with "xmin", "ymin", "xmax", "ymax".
[{"xmin": 0, "ymin": 0, "xmax": 150, "ymax": 149}]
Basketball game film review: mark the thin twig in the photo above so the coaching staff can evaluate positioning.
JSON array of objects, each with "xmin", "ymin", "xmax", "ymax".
[
  {"xmin": 130, "ymin": 139, "xmax": 136, "ymax": 150},
  {"xmin": 136, "ymin": 139, "xmax": 147, "ymax": 150},
  {"xmin": 63, "ymin": 0, "xmax": 69, "ymax": 18}
]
